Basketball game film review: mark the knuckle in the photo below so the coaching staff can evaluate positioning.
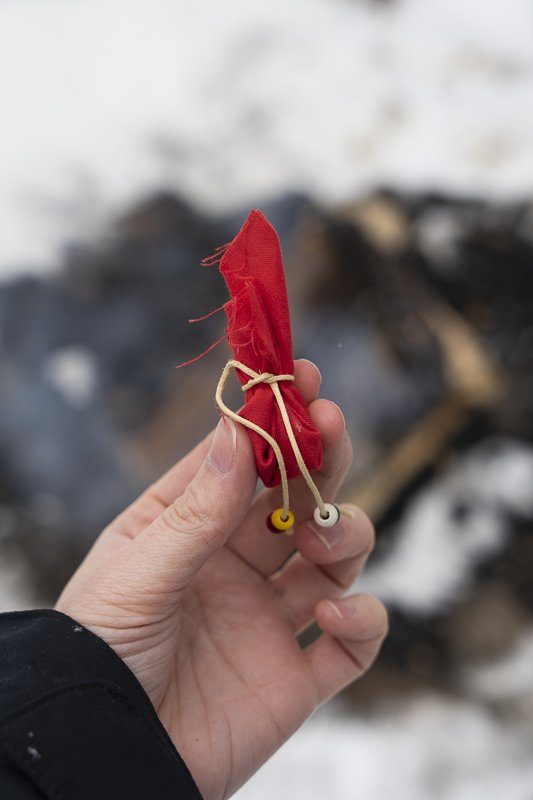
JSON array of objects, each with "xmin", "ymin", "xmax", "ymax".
[
  {"xmin": 343, "ymin": 506, "xmax": 375, "ymax": 555},
  {"xmin": 359, "ymin": 512, "xmax": 375, "ymax": 555},
  {"xmin": 343, "ymin": 435, "xmax": 354, "ymax": 472},
  {"xmin": 369, "ymin": 597, "xmax": 389, "ymax": 637},
  {"xmin": 330, "ymin": 563, "xmax": 358, "ymax": 590},
  {"xmin": 162, "ymin": 482, "xmax": 223, "ymax": 543},
  {"xmin": 346, "ymin": 597, "xmax": 388, "ymax": 674}
]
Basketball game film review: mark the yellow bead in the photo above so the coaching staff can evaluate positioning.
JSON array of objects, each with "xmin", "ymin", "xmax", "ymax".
[{"xmin": 270, "ymin": 508, "xmax": 295, "ymax": 532}]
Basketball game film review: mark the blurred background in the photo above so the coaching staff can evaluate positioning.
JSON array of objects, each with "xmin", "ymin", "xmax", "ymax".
[{"xmin": 1, "ymin": 0, "xmax": 533, "ymax": 797}]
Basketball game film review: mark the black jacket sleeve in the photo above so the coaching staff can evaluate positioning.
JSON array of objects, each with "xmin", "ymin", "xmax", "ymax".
[{"xmin": 0, "ymin": 610, "xmax": 203, "ymax": 799}]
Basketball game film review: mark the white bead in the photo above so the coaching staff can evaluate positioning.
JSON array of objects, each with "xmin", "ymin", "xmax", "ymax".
[{"xmin": 313, "ymin": 503, "xmax": 340, "ymax": 528}]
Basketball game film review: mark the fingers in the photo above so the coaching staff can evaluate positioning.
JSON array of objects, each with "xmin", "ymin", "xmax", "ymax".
[
  {"xmin": 305, "ymin": 594, "xmax": 388, "ymax": 704},
  {"xmin": 106, "ymin": 359, "xmax": 321, "ymax": 541},
  {"xmin": 227, "ymin": 398, "xmax": 352, "ymax": 575},
  {"xmin": 293, "ymin": 359, "xmax": 322, "ymax": 404},
  {"xmin": 269, "ymin": 504, "xmax": 375, "ymax": 632},
  {"xmin": 125, "ymin": 417, "xmax": 257, "ymax": 595}
]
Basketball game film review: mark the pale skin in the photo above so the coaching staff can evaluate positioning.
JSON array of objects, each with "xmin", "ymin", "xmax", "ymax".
[{"xmin": 56, "ymin": 359, "xmax": 388, "ymax": 800}]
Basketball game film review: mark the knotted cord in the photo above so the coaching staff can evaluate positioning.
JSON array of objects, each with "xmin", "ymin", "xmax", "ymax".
[{"xmin": 215, "ymin": 359, "xmax": 327, "ymax": 521}]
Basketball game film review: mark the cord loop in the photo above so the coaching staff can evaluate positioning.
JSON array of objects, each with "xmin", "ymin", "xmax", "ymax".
[
  {"xmin": 215, "ymin": 360, "xmax": 327, "ymax": 519},
  {"xmin": 241, "ymin": 372, "xmax": 294, "ymax": 392}
]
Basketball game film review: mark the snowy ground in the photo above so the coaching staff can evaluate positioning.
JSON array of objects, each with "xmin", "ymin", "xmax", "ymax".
[
  {"xmin": 236, "ymin": 696, "xmax": 533, "ymax": 800},
  {"xmin": 1, "ymin": 0, "xmax": 533, "ymax": 276},
  {"xmin": 357, "ymin": 439, "xmax": 533, "ymax": 614}
]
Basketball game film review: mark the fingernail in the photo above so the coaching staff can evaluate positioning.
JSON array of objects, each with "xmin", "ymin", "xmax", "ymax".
[
  {"xmin": 207, "ymin": 416, "xmax": 237, "ymax": 474},
  {"xmin": 308, "ymin": 520, "xmax": 344, "ymax": 551},
  {"xmin": 328, "ymin": 597, "xmax": 357, "ymax": 619}
]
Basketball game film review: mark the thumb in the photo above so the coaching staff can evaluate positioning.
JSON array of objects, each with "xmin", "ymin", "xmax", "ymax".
[{"xmin": 129, "ymin": 416, "xmax": 257, "ymax": 591}]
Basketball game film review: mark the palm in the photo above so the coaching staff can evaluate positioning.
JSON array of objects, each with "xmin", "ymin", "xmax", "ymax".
[{"xmin": 161, "ymin": 548, "xmax": 317, "ymax": 798}]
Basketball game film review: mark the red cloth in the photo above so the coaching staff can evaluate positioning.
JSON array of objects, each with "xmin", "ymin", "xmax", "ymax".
[{"xmin": 217, "ymin": 209, "xmax": 322, "ymax": 487}]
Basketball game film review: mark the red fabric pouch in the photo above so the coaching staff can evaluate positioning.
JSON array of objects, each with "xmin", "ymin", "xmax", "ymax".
[{"xmin": 189, "ymin": 209, "xmax": 322, "ymax": 488}]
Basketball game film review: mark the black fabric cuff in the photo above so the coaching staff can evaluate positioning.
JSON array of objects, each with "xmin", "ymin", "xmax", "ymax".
[{"xmin": 0, "ymin": 610, "xmax": 203, "ymax": 799}]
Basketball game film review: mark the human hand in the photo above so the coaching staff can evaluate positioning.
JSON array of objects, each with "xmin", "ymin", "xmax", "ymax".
[{"xmin": 56, "ymin": 359, "xmax": 387, "ymax": 800}]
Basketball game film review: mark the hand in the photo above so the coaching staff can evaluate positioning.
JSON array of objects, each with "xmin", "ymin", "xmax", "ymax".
[{"xmin": 56, "ymin": 359, "xmax": 387, "ymax": 800}]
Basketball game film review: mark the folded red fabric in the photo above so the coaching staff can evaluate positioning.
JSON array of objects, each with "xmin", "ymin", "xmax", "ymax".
[
  {"xmin": 196, "ymin": 209, "xmax": 323, "ymax": 488},
  {"xmin": 220, "ymin": 210, "xmax": 322, "ymax": 486}
]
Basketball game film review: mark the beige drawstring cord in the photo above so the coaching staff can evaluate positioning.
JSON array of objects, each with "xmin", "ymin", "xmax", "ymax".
[{"xmin": 215, "ymin": 359, "xmax": 328, "ymax": 523}]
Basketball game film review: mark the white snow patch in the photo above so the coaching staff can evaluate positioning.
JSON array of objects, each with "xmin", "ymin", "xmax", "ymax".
[
  {"xmin": 236, "ymin": 696, "xmax": 533, "ymax": 800},
  {"xmin": 1, "ymin": 0, "xmax": 533, "ymax": 276},
  {"xmin": 465, "ymin": 628, "xmax": 533, "ymax": 703},
  {"xmin": 357, "ymin": 439, "xmax": 533, "ymax": 614},
  {"xmin": 43, "ymin": 347, "xmax": 97, "ymax": 406}
]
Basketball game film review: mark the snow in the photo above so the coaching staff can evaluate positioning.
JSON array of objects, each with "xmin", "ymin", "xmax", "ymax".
[
  {"xmin": 357, "ymin": 439, "xmax": 533, "ymax": 614},
  {"xmin": 43, "ymin": 347, "xmax": 97, "ymax": 406},
  {"xmin": 236, "ymin": 697, "xmax": 533, "ymax": 800},
  {"xmin": 1, "ymin": 0, "xmax": 533, "ymax": 276},
  {"xmin": 465, "ymin": 629, "xmax": 533, "ymax": 703}
]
